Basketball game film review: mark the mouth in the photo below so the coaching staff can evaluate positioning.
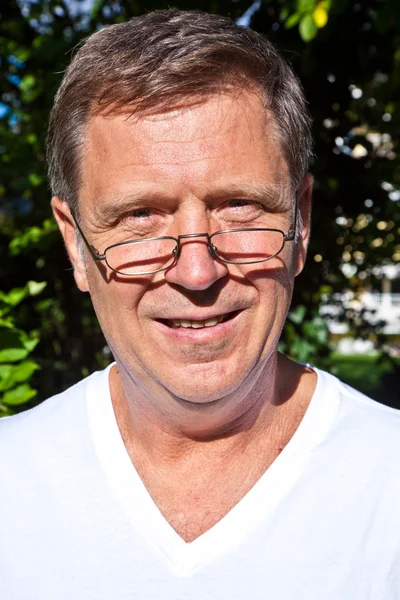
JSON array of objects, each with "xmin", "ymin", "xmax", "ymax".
[{"xmin": 157, "ymin": 311, "xmax": 239, "ymax": 330}]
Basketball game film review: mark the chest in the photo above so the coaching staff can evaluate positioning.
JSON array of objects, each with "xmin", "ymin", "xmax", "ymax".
[
  {"xmin": 140, "ymin": 450, "xmax": 283, "ymax": 542},
  {"xmin": 2, "ymin": 476, "xmax": 397, "ymax": 599}
]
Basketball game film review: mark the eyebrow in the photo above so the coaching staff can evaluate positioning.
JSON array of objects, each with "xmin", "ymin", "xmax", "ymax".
[
  {"xmin": 93, "ymin": 181, "xmax": 290, "ymax": 223},
  {"xmin": 93, "ymin": 191, "xmax": 163, "ymax": 223},
  {"xmin": 210, "ymin": 182, "xmax": 290, "ymax": 210}
]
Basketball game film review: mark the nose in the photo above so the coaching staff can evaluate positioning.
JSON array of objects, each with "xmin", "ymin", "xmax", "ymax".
[{"xmin": 164, "ymin": 234, "xmax": 228, "ymax": 290}]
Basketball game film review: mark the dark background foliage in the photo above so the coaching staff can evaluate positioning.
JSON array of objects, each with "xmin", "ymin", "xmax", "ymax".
[{"xmin": 0, "ymin": 0, "xmax": 399, "ymax": 415}]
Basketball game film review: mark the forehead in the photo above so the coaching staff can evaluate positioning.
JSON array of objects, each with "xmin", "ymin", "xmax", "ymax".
[{"xmin": 79, "ymin": 92, "xmax": 290, "ymax": 211}]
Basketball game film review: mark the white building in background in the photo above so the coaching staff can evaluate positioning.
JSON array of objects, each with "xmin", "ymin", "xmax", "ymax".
[{"xmin": 321, "ymin": 264, "xmax": 400, "ymax": 355}]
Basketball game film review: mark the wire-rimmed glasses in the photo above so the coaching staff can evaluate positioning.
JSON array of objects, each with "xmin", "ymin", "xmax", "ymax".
[{"xmin": 71, "ymin": 204, "xmax": 297, "ymax": 276}]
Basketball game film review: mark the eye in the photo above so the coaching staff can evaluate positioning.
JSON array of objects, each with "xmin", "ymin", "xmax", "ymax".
[
  {"xmin": 228, "ymin": 199, "xmax": 254, "ymax": 208},
  {"xmin": 127, "ymin": 207, "xmax": 153, "ymax": 219},
  {"xmin": 217, "ymin": 199, "xmax": 267, "ymax": 226},
  {"xmin": 224, "ymin": 199, "xmax": 264, "ymax": 214},
  {"xmin": 116, "ymin": 206, "xmax": 168, "ymax": 239}
]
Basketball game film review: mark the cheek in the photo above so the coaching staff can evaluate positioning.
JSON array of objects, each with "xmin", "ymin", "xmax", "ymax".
[
  {"xmin": 245, "ymin": 263, "xmax": 295, "ymax": 316},
  {"xmin": 243, "ymin": 255, "xmax": 294, "ymax": 290},
  {"xmin": 85, "ymin": 265, "xmax": 149, "ymax": 322}
]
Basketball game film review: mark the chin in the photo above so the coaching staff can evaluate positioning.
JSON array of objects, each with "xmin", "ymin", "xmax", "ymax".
[{"xmin": 158, "ymin": 362, "xmax": 256, "ymax": 406}]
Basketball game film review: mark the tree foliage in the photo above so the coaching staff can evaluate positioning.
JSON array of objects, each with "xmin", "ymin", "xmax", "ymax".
[
  {"xmin": 0, "ymin": 279, "xmax": 45, "ymax": 415},
  {"xmin": 1, "ymin": 0, "xmax": 399, "ymax": 412}
]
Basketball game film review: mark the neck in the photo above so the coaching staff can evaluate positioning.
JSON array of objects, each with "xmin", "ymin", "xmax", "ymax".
[{"xmin": 109, "ymin": 353, "xmax": 316, "ymax": 467}]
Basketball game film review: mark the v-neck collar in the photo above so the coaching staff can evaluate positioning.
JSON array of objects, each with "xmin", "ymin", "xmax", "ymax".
[{"xmin": 86, "ymin": 364, "xmax": 340, "ymax": 574}]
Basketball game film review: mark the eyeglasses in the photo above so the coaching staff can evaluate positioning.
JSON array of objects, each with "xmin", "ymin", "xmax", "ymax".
[{"xmin": 70, "ymin": 204, "xmax": 297, "ymax": 276}]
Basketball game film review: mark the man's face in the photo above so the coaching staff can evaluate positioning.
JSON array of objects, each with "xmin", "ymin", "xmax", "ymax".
[{"xmin": 53, "ymin": 91, "xmax": 311, "ymax": 403}]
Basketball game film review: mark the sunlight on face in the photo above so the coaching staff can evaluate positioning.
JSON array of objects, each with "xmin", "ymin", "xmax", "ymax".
[{"xmin": 73, "ymin": 91, "xmax": 307, "ymax": 404}]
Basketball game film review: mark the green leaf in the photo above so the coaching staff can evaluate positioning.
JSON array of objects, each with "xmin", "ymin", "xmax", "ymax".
[
  {"xmin": 27, "ymin": 281, "xmax": 47, "ymax": 296},
  {"xmin": 285, "ymin": 13, "xmax": 301, "ymax": 29},
  {"xmin": 28, "ymin": 173, "xmax": 43, "ymax": 187},
  {"xmin": 0, "ymin": 287, "xmax": 27, "ymax": 307},
  {"xmin": 280, "ymin": 7, "xmax": 289, "ymax": 20},
  {"xmin": 288, "ymin": 305, "xmax": 307, "ymax": 325},
  {"xmin": 299, "ymin": 14, "xmax": 318, "ymax": 41},
  {"xmin": 297, "ymin": 0, "xmax": 316, "ymax": 12},
  {"xmin": 20, "ymin": 333, "xmax": 39, "ymax": 353},
  {"xmin": 13, "ymin": 48, "xmax": 30, "ymax": 63},
  {"xmin": 303, "ymin": 318, "xmax": 329, "ymax": 345},
  {"xmin": 26, "ymin": 133, "xmax": 37, "ymax": 145},
  {"xmin": 291, "ymin": 338, "xmax": 315, "ymax": 362},
  {"xmin": 19, "ymin": 74, "xmax": 36, "ymax": 93},
  {"xmin": 9, "ymin": 220, "xmax": 57, "ymax": 255},
  {"xmin": 0, "ymin": 365, "xmax": 13, "ymax": 391},
  {"xmin": 90, "ymin": 0, "xmax": 105, "ymax": 19},
  {"xmin": 0, "ymin": 330, "xmax": 29, "ymax": 363},
  {"xmin": 0, "ymin": 317, "xmax": 14, "ymax": 329},
  {"xmin": 2, "ymin": 384, "xmax": 37, "ymax": 406},
  {"xmin": 0, "ymin": 360, "xmax": 39, "ymax": 391}
]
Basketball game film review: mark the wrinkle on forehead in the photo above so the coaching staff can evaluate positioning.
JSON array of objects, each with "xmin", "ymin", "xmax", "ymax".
[
  {"xmin": 80, "ymin": 90, "xmax": 289, "ymax": 218},
  {"xmin": 87, "ymin": 89, "xmax": 275, "ymax": 154}
]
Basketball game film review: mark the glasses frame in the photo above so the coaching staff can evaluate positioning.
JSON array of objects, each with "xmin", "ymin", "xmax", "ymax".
[{"xmin": 70, "ymin": 202, "xmax": 298, "ymax": 277}]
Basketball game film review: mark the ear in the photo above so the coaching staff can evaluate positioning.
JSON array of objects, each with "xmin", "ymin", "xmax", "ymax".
[
  {"xmin": 51, "ymin": 197, "xmax": 89, "ymax": 292},
  {"xmin": 294, "ymin": 173, "xmax": 313, "ymax": 277}
]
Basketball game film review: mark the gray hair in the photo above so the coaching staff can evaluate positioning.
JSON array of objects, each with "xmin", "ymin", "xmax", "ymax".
[{"xmin": 47, "ymin": 10, "xmax": 312, "ymax": 214}]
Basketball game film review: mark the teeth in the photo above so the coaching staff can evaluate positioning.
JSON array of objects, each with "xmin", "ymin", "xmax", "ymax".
[
  {"xmin": 170, "ymin": 315, "xmax": 225, "ymax": 328},
  {"xmin": 204, "ymin": 317, "xmax": 218, "ymax": 327}
]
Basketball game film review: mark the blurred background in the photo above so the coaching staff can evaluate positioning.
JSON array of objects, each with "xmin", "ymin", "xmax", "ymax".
[{"xmin": 0, "ymin": 0, "xmax": 399, "ymax": 416}]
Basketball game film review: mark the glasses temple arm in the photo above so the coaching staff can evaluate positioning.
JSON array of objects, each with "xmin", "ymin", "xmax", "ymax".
[
  {"xmin": 285, "ymin": 199, "xmax": 298, "ymax": 241},
  {"xmin": 69, "ymin": 209, "xmax": 105, "ymax": 260}
]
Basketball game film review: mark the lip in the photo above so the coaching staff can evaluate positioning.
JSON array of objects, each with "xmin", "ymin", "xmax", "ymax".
[
  {"xmin": 156, "ymin": 310, "xmax": 236, "ymax": 323},
  {"xmin": 152, "ymin": 310, "xmax": 243, "ymax": 341}
]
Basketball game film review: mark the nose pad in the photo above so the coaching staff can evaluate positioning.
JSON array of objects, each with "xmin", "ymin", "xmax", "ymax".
[
  {"xmin": 209, "ymin": 242, "xmax": 219, "ymax": 257},
  {"xmin": 164, "ymin": 236, "xmax": 228, "ymax": 290}
]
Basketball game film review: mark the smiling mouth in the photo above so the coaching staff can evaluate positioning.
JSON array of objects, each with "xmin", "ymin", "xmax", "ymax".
[{"xmin": 158, "ymin": 311, "xmax": 239, "ymax": 329}]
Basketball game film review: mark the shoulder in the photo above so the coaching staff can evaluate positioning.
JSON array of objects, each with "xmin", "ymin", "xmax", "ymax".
[
  {"xmin": 316, "ymin": 366, "xmax": 400, "ymax": 417},
  {"xmin": 314, "ymin": 367, "xmax": 400, "ymax": 454},
  {"xmin": 0, "ymin": 366, "xmax": 112, "ymax": 476}
]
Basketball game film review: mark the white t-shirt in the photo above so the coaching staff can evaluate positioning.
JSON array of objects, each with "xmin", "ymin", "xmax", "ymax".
[{"xmin": 0, "ymin": 365, "xmax": 399, "ymax": 599}]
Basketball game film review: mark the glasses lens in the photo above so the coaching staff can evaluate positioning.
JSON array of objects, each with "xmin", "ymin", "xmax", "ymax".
[
  {"xmin": 105, "ymin": 238, "xmax": 177, "ymax": 275},
  {"xmin": 211, "ymin": 229, "xmax": 285, "ymax": 263}
]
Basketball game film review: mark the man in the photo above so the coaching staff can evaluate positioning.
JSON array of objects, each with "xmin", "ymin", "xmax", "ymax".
[{"xmin": 1, "ymin": 10, "xmax": 399, "ymax": 599}]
